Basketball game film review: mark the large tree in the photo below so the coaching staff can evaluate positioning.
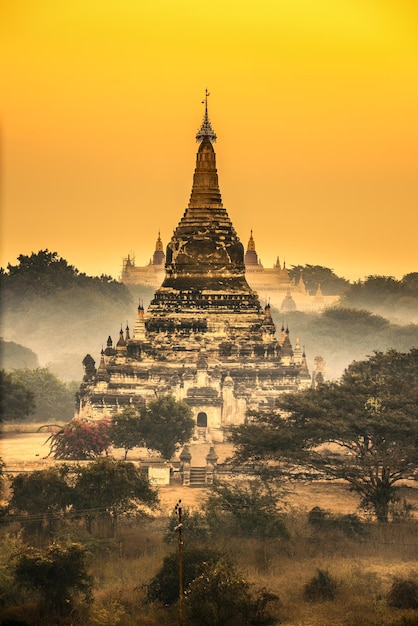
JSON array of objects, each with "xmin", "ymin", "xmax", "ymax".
[
  {"xmin": 14, "ymin": 542, "xmax": 93, "ymax": 616},
  {"xmin": 8, "ymin": 466, "xmax": 73, "ymax": 536},
  {"xmin": 109, "ymin": 406, "xmax": 144, "ymax": 459},
  {"xmin": 72, "ymin": 457, "xmax": 159, "ymax": 536},
  {"xmin": 139, "ymin": 395, "xmax": 195, "ymax": 460},
  {"xmin": 10, "ymin": 367, "xmax": 76, "ymax": 421},
  {"xmin": 0, "ymin": 370, "xmax": 35, "ymax": 422},
  {"xmin": 231, "ymin": 349, "xmax": 418, "ymax": 523}
]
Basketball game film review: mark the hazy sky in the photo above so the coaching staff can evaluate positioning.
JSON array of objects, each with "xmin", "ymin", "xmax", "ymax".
[{"xmin": 1, "ymin": 1, "xmax": 417, "ymax": 282}]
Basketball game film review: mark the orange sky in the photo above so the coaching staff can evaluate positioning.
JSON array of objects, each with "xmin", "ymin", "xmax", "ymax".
[{"xmin": 1, "ymin": 0, "xmax": 417, "ymax": 282}]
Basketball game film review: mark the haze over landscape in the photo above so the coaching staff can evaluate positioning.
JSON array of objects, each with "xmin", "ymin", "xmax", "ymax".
[{"xmin": 1, "ymin": 1, "xmax": 418, "ymax": 282}]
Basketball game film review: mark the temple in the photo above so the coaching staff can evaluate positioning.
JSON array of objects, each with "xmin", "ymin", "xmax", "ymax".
[
  {"xmin": 122, "ymin": 229, "xmax": 339, "ymax": 311},
  {"xmin": 79, "ymin": 96, "xmax": 315, "ymax": 441}
]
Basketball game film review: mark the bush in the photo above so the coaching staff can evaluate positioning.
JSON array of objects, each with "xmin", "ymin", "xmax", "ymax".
[
  {"xmin": 308, "ymin": 507, "xmax": 365, "ymax": 537},
  {"xmin": 386, "ymin": 577, "xmax": 418, "ymax": 609},
  {"xmin": 146, "ymin": 548, "xmax": 223, "ymax": 606},
  {"xmin": 205, "ymin": 478, "xmax": 289, "ymax": 539},
  {"xmin": 14, "ymin": 542, "xmax": 93, "ymax": 615},
  {"xmin": 184, "ymin": 559, "xmax": 279, "ymax": 626},
  {"xmin": 45, "ymin": 417, "xmax": 111, "ymax": 459},
  {"xmin": 304, "ymin": 569, "xmax": 338, "ymax": 602}
]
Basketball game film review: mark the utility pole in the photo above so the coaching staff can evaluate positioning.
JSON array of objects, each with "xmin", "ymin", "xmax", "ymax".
[{"xmin": 174, "ymin": 499, "xmax": 183, "ymax": 626}]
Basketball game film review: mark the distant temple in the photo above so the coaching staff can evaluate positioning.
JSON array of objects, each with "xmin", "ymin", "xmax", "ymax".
[
  {"xmin": 122, "ymin": 230, "xmax": 339, "ymax": 311},
  {"xmin": 79, "ymin": 95, "xmax": 318, "ymax": 441}
]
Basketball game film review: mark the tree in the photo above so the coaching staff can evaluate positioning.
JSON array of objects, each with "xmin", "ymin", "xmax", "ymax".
[
  {"xmin": 139, "ymin": 395, "xmax": 194, "ymax": 460},
  {"xmin": 109, "ymin": 406, "xmax": 144, "ymax": 459},
  {"xmin": 184, "ymin": 559, "xmax": 279, "ymax": 626},
  {"xmin": 45, "ymin": 417, "xmax": 111, "ymax": 459},
  {"xmin": 0, "ymin": 370, "xmax": 35, "ymax": 422},
  {"xmin": 10, "ymin": 368, "xmax": 76, "ymax": 422},
  {"xmin": 0, "ymin": 339, "xmax": 39, "ymax": 370},
  {"xmin": 288, "ymin": 264, "xmax": 350, "ymax": 295},
  {"xmin": 14, "ymin": 542, "xmax": 93, "ymax": 616},
  {"xmin": 205, "ymin": 478, "xmax": 289, "ymax": 538},
  {"xmin": 8, "ymin": 466, "xmax": 73, "ymax": 537},
  {"xmin": 146, "ymin": 548, "xmax": 223, "ymax": 606},
  {"xmin": 231, "ymin": 349, "xmax": 418, "ymax": 523},
  {"xmin": 72, "ymin": 457, "xmax": 159, "ymax": 536}
]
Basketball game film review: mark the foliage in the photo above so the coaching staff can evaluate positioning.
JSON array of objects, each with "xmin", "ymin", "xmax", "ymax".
[
  {"xmin": 8, "ymin": 466, "xmax": 73, "ymax": 537},
  {"xmin": 0, "ymin": 250, "xmax": 133, "ymax": 382},
  {"xmin": 0, "ymin": 339, "xmax": 39, "ymax": 370},
  {"xmin": 139, "ymin": 395, "xmax": 194, "ymax": 460},
  {"xmin": 0, "ymin": 370, "xmax": 35, "ymax": 422},
  {"xmin": 146, "ymin": 548, "xmax": 224, "ymax": 606},
  {"xmin": 109, "ymin": 407, "xmax": 143, "ymax": 459},
  {"xmin": 184, "ymin": 559, "xmax": 280, "ymax": 626},
  {"xmin": 272, "ymin": 306, "xmax": 418, "ymax": 380},
  {"xmin": 10, "ymin": 368, "xmax": 76, "ymax": 422},
  {"xmin": 71, "ymin": 457, "xmax": 158, "ymax": 536},
  {"xmin": 288, "ymin": 264, "xmax": 350, "ymax": 295},
  {"xmin": 0, "ymin": 534, "xmax": 26, "ymax": 608},
  {"xmin": 165, "ymin": 507, "xmax": 211, "ymax": 546},
  {"xmin": 303, "ymin": 569, "xmax": 338, "ymax": 602},
  {"xmin": 231, "ymin": 349, "xmax": 418, "ymax": 523},
  {"xmin": 14, "ymin": 542, "xmax": 93, "ymax": 615},
  {"xmin": 386, "ymin": 577, "xmax": 418, "ymax": 609},
  {"xmin": 205, "ymin": 478, "xmax": 289, "ymax": 538},
  {"xmin": 307, "ymin": 507, "xmax": 365, "ymax": 537},
  {"xmin": 341, "ymin": 274, "xmax": 418, "ymax": 323},
  {"xmin": 45, "ymin": 417, "xmax": 111, "ymax": 459}
]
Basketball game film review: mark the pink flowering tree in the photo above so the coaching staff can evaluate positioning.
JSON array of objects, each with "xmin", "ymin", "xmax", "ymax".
[{"xmin": 44, "ymin": 417, "xmax": 111, "ymax": 460}]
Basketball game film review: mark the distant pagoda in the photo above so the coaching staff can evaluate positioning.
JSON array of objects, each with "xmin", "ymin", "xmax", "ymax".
[{"xmin": 79, "ymin": 93, "xmax": 312, "ymax": 441}]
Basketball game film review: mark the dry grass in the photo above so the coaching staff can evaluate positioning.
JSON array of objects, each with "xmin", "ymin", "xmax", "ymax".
[{"xmin": 2, "ymin": 436, "xmax": 418, "ymax": 625}]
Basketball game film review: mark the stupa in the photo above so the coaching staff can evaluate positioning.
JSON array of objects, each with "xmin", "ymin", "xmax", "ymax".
[{"xmin": 78, "ymin": 93, "xmax": 312, "ymax": 441}]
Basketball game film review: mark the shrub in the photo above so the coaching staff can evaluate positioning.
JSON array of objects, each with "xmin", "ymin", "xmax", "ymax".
[
  {"xmin": 386, "ymin": 577, "xmax": 418, "ymax": 609},
  {"xmin": 45, "ymin": 417, "xmax": 111, "ymax": 459},
  {"xmin": 184, "ymin": 559, "xmax": 279, "ymax": 626},
  {"xmin": 205, "ymin": 478, "xmax": 289, "ymax": 539},
  {"xmin": 304, "ymin": 569, "xmax": 338, "ymax": 602},
  {"xmin": 14, "ymin": 542, "xmax": 93, "ymax": 615},
  {"xmin": 146, "ymin": 548, "xmax": 223, "ymax": 606}
]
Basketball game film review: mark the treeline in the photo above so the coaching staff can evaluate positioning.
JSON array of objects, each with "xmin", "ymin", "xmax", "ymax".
[
  {"xmin": 275, "ymin": 307, "xmax": 418, "ymax": 380},
  {"xmin": 1, "ymin": 251, "xmax": 417, "ymax": 383},
  {"xmin": 0, "ymin": 250, "xmax": 134, "ymax": 380},
  {"xmin": 0, "ymin": 368, "xmax": 78, "ymax": 422}
]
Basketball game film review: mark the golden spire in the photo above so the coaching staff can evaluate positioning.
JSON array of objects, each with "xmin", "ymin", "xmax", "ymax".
[
  {"xmin": 155, "ymin": 230, "xmax": 163, "ymax": 252},
  {"xmin": 247, "ymin": 229, "xmax": 255, "ymax": 251},
  {"xmin": 196, "ymin": 88, "xmax": 217, "ymax": 143}
]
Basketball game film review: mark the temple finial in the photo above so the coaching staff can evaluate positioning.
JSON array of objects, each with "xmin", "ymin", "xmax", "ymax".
[{"xmin": 196, "ymin": 89, "xmax": 217, "ymax": 143}]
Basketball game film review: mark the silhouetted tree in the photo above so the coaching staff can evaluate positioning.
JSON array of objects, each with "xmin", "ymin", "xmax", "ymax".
[
  {"xmin": 72, "ymin": 457, "xmax": 158, "ymax": 536},
  {"xmin": 109, "ymin": 406, "xmax": 144, "ymax": 459},
  {"xmin": 231, "ymin": 349, "xmax": 418, "ymax": 523},
  {"xmin": 139, "ymin": 395, "xmax": 194, "ymax": 460},
  {"xmin": 14, "ymin": 543, "xmax": 93, "ymax": 616},
  {"xmin": 0, "ymin": 370, "xmax": 35, "ymax": 422}
]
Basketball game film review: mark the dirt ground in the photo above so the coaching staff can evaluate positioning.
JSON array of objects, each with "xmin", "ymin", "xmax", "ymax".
[{"xmin": 2, "ymin": 431, "xmax": 418, "ymax": 518}]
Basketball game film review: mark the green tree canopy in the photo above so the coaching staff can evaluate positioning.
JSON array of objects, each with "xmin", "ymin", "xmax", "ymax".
[
  {"xmin": 231, "ymin": 349, "xmax": 418, "ymax": 523},
  {"xmin": 14, "ymin": 543, "xmax": 93, "ymax": 616},
  {"xmin": 109, "ymin": 406, "xmax": 144, "ymax": 459},
  {"xmin": 0, "ymin": 370, "xmax": 35, "ymax": 422},
  {"xmin": 0, "ymin": 339, "xmax": 39, "ymax": 370},
  {"xmin": 72, "ymin": 457, "xmax": 159, "ymax": 536},
  {"xmin": 139, "ymin": 395, "xmax": 195, "ymax": 460},
  {"xmin": 205, "ymin": 478, "xmax": 289, "ymax": 538},
  {"xmin": 8, "ymin": 466, "xmax": 73, "ymax": 536},
  {"xmin": 288, "ymin": 264, "xmax": 350, "ymax": 295},
  {"xmin": 10, "ymin": 368, "xmax": 76, "ymax": 422}
]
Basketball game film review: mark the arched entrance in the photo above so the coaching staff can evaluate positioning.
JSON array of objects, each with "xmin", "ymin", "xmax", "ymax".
[
  {"xmin": 196, "ymin": 411, "xmax": 208, "ymax": 441},
  {"xmin": 197, "ymin": 412, "xmax": 208, "ymax": 427}
]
